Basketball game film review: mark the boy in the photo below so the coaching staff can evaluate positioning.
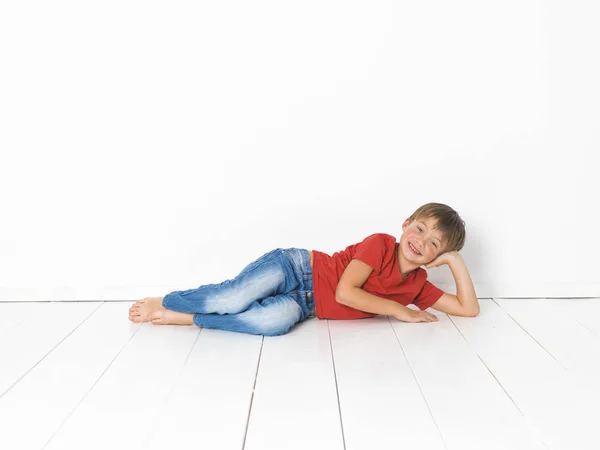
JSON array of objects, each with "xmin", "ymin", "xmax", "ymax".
[{"xmin": 129, "ymin": 202, "xmax": 479, "ymax": 335}]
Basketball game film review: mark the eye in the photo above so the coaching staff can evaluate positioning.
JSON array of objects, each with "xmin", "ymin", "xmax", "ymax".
[
  {"xmin": 432, "ymin": 242, "xmax": 438, "ymax": 248},
  {"xmin": 417, "ymin": 227, "xmax": 423, "ymax": 232}
]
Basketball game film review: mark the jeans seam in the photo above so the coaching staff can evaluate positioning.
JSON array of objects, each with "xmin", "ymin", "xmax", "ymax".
[{"xmin": 237, "ymin": 248, "xmax": 282, "ymax": 279}]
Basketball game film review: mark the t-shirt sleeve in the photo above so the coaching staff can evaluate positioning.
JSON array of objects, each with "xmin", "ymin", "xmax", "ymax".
[
  {"xmin": 412, "ymin": 280, "xmax": 445, "ymax": 311},
  {"xmin": 352, "ymin": 233, "xmax": 388, "ymax": 275}
]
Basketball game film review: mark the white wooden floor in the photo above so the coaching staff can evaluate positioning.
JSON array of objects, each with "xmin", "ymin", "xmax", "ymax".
[{"xmin": 1, "ymin": 298, "xmax": 599, "ymax": 450}]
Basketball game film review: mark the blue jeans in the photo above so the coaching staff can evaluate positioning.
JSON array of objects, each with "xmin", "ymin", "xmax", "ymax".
[{"xmin": 162, "ymin": 248, "xmax": 316, "ymax": 336}]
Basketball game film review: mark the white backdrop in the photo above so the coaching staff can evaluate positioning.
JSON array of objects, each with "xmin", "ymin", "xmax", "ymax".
[{"xmin": 1, "ymin": 0, "xmax": 598, "ymax": 302}]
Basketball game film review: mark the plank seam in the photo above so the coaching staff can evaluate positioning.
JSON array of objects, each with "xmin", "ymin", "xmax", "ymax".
[
  {"xmin": 491, "ymin": 299, "xmax": 568, "ymax": 371},
  {"xmin": 41, "ymin": 306, "xmax": 143, "ymax": 449},
  {"xmin": 327, "ymin": 319, "xmax": 347, "ymax": 450},
  {"xmin": 0, "ymin": 302, "xmax": 103, "ymax": 401},
  {"xmin": 447, "ymin": 314, "xmax": 551, "ymax": 450},
  {"xmin": 387, "ymin": 316, "xmax": 449, "ymax": 450},
  {"xmin": 242, "ymin": 335, "xmax": 265, "ymax": 450}
]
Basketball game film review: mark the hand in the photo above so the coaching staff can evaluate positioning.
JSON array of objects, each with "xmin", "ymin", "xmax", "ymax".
[
  {"xmin": 424, "ymin": 251, "xmax": 460, "ymax": 269},
  {"xmin": 394, "ymin": 309, "xmax": 439, "ymax": 323}
]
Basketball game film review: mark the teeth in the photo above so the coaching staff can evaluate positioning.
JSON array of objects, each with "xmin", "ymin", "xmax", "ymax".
[{"xmin": 409, "ymin": 243, "xmax": 421, "ymax": 255}]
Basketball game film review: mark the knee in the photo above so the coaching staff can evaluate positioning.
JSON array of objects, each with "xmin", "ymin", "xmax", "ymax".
[
  {"xmin": 242, "ymin": 299, "xmax": 303, "ymax": 336},
  {"xmin": 244, "ymin": 314, "xmax": 298, "ymax": 336},
  {"xmin": 253, "ymin": 321, "xmax": 293, "ymax": 336}
]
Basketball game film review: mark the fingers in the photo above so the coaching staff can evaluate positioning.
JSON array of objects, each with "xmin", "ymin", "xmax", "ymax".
[
  {"xmin": 421, "ymin": 313, "xmax": 438, "ymax": 322},
  {"xmin": 405, "ymin": 312, "xmax": 439, "ymax": 323}
]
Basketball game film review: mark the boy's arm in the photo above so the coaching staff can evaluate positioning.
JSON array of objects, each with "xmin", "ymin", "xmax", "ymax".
[
  {"xmin": 338, "ymin": 287, "xmax": 438, "ymax": 322},
  {"xmin": 336, "ymin": 258, "xmax": 438, "ymax": 322},
  {"xmin": 427, "ymin": 252, "xmax": 479, "ymax": 316},
  {"xmin": 445, "ymin": 252, "xmax": 479, "ymax": 315},
  {"xmin": 339, "ymin": 287, "xmax": 413, "ymax": 317}
]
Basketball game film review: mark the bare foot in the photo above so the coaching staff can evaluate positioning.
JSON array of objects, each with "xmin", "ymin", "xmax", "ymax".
[
  {"xmin": 128, "ymin": 297, "xmax": 165, "ymax": 323},
  {"xmin": 150, "ymin": 309, "xmax": 194, "ymax": 326}
]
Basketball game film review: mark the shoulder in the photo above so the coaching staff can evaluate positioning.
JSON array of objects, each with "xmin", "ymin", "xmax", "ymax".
[
  {"xmin": 349, "ymin": 233, "xmax": 397, "ymax": 273},
  {"xmin": 360, "ymin": 233, "xmax": 397, "ymax": 246},
  {"xmin": 356, "ymin": 233, "xmax": 397, "ymax": 256}
]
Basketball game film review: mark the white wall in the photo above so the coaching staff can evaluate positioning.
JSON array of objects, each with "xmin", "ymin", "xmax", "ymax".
[{"xmin": 1, "ymin": 0, "xmax": 598, "ymax": 302}]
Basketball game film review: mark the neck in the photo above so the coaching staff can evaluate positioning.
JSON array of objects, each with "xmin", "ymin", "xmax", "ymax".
[{"xmin": 397, "ymin": 245, "xmax": 421, "ymax": 279}]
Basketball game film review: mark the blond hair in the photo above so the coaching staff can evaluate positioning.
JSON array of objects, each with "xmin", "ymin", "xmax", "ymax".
[{"xmin": 409, "ymin": 202, "xmax": 466, "ymax": 253}]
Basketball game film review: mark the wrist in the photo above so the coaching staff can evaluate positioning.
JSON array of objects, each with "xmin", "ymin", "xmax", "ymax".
[
  {"xmin": 447, "ymin": 252, "xmax": 463, "ymax": 267},
  {"xmin": 393, "ymin": 303, "xmax": 413, "ymax": 318}
]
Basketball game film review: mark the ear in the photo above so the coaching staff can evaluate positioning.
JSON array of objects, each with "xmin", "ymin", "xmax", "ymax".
[{"xmin": 402, "ymin": 217, "xmax": 411, "ymax": 231}]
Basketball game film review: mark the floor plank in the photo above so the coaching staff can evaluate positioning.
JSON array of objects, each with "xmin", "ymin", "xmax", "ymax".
[
  {"xmin": 1, "ymin": 299, "xmax": 599, "ymax": 450},
  {"xmin": 0, "ymin": 302, "xmax": 50, "ymax": 332},
  {"xmin": 495, "ymin": 298, "xmax": 600, "ymax": 381},
  {"xmin": 43, "ymin": 312, "xmax": 200, "ymax": 450},
  {"xmin": 244, "ymin": 318, "xmax": 344, "ymax": 450},
  {"xmin": 0, "ymin": 302, "xmax": 138, "ymax": 450},
  {"xmin": 138, "ymin": 328, "xmax": 263, "ymax": 450},
  {"xmin": 452, "ymin": 299, "xmax": 599, "ymax": 450},
  {"xmin": 544, "ymin": 297, "xmax": 600, "ymax": 337},
  {"xmin": 392, "ymin": 304, "xmax": 547, "ymax": 450},
  {"xmin": 0, "ymin": 301, "xmax": 101, "ymax": 399},
  {"xmin": 328, "ymin": 315, "xmax": 445, "ymax": 450}
]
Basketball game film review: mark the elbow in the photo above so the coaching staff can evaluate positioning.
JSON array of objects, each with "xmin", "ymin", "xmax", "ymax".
[
  {"xmin": 466, "ymin": 308, "xmax": 480, "ymax": 317},
  {"xmin": 335, "ymin": 287, "xmax": 351, "ymax": 305}
]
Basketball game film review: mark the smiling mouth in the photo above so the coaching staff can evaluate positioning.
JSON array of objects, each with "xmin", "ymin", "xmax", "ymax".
[{"xmin": 409, "ymin": 242, "xmax": 421, "ymax": 255}]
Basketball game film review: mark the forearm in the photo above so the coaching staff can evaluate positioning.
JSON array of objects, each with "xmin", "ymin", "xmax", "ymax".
[
  {"xmin": 448, "ymin": 254, "xmax": 479, "ymax": 314},
  {"xmin": 337, "ymin": 287, "xmax": 410, "ymax": 316}
]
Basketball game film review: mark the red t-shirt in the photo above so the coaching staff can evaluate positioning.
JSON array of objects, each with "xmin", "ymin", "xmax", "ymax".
[{"xmin": 311, "ymin": 233, "xmax": 444, "ymax": 319}]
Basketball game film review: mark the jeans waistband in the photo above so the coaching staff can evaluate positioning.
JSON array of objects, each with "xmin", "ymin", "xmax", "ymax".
[
  {"xmin": 280, "ymin": 248, "xmax": 315, "ymax": 316},
  {"xmin": 282, "ymin": 248, "xmax": 313, "ymax": 288}
]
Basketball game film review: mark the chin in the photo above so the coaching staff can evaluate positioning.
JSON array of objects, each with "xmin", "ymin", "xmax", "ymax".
[{"xmin": 403, "ymin": 246, "xmax": 422, "ymax": 262}]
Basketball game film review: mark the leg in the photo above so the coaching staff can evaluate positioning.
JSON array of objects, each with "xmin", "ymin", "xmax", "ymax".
[
  {"xmin": 162, "ymin": 248, "xmax": 301, "ymax": 315},
  {"xmin": 129, "ymin": 249, "xmax": 316, "ymax": 325},
  {"xmin": 192, "ymin": 291, "xmax": 308, "ymax": 336}
]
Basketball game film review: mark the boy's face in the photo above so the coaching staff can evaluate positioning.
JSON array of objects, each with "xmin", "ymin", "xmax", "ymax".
[{"xmin": 400, "ymin": 216, "xmax": 445, "ymax": 264}]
